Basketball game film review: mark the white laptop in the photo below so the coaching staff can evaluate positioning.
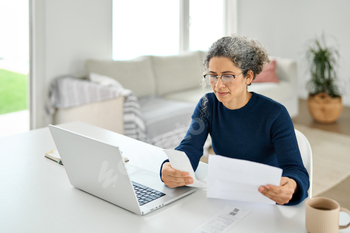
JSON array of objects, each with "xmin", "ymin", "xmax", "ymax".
[{"xmin": 49, "ymin": 124, "xmax": 196, "ymax": 215}]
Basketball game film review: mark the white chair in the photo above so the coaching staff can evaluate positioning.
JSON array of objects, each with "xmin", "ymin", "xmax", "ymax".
[{"xmin": 295, "ymin": 129, "xmax": 313, "ymax": 198}]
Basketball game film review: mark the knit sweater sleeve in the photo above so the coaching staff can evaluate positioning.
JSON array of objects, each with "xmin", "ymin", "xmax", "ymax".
[{"xmin": 269, "ymin": 105, "xmax": 310, "ymax": 205}]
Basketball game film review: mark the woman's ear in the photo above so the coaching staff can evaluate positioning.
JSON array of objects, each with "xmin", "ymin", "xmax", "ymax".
[{"xmin": 245, "ymin": 70, "xmax": 254, "ymax": 85}]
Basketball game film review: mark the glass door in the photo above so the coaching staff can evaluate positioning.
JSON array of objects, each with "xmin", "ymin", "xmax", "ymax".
[{"xmin": 0, "ymin": 0, "xmax": 30, "ymax": 137}]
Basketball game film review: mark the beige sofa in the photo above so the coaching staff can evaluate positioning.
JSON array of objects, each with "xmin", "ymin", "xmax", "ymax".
[{"xmin": 53, "ymin": 51, "xmax": 298, "ymax": 148}]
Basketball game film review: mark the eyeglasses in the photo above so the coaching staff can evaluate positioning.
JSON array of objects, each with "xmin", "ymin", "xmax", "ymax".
[{"xmin": 203, "ymin": 72, "xmax": 243, "ymax": 87}]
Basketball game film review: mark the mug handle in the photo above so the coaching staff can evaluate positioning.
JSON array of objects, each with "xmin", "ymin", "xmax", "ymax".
[{"xmin": 340, "ymin": 207, "xmax": 350, "ymax": 229}]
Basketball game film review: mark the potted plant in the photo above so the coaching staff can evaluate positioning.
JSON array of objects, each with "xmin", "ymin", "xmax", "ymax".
[{"xmin": 305, "ymin": 34, "xmax": 343, "ymax": 123}]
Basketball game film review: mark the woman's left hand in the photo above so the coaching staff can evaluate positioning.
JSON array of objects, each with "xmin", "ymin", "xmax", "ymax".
[{"xmin": 258, "ymin": 177, "xmax": 297, "ymax": 205}]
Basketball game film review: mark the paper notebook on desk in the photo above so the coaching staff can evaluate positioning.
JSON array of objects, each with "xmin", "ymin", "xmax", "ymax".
[
  {"xmin": 44, "ymin": 150, "xmax": 129, "ymax": 166},
  {"xmin": 45, "ymin": 150, "xmax": 63, "ymax": 165}
]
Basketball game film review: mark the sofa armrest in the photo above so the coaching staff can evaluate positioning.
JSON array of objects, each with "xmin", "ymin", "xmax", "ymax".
[{"xmin": 53, "ymin": 96, "xmax": 124, "ymax": 134}]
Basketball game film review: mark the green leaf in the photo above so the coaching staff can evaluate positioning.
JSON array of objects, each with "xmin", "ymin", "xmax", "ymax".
[{"xmin": 304, "ymin": 34, "xmax": 340, "ymax": 96}]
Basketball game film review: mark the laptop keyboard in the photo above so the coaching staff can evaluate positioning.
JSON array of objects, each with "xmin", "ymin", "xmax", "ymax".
[{"xmin": 132, "ymin": 182, "xmax": 166, "ymax": 206}]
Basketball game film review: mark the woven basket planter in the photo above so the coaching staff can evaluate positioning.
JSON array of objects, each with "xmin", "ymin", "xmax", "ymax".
[{"xmin": 307, "ymin": 92, "xmax": 343, "ymax": 123}]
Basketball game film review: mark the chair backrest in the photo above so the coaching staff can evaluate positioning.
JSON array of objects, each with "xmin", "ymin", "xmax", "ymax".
[{"xmin": 295, "ymin": 129, "xmax": 313, "ymax": 198}]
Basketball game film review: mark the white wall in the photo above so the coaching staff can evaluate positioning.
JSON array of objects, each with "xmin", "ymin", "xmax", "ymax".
[
  {"xmin": 31, "ymin": 0, "xmax": 112, "ymax": 129},
  {"xmin": 236, "ymin": 0, "xmax": 350, "ymax": 106}
]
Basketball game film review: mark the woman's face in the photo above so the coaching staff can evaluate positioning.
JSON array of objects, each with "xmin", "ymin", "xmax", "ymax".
[{"xmin": 208, "ymin": 56, "xmax": 252, "ymax": 109}]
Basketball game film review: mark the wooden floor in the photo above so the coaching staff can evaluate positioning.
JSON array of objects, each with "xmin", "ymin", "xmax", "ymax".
[
  {"xmin": 292, "ymin": 99, "xmax": 350, "ymax": 136},
  {"xmin": 293, "ymin": 99, "xmax": 350, "ymax": 209}
]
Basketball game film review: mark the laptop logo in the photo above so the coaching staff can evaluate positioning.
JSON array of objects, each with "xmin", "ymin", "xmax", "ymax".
[{"xmin": 98, "ymin": 160, "xmax": 118, "ymax": 188}]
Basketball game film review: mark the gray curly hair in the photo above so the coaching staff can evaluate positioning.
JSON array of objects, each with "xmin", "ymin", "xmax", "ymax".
[{"xmin": 203, "ymin": 35, "xmax": 270, "ymax": 84}]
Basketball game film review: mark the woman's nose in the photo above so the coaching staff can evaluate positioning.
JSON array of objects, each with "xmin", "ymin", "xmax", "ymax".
[{"xmin": 215, "ymin": 77, "xmax": 225, "ymax": 87}]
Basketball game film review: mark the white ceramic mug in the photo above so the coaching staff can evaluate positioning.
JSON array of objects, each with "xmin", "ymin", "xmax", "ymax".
[{"xmin": 306, "ymin": 197, "xmax": 350, "ymax": 233}]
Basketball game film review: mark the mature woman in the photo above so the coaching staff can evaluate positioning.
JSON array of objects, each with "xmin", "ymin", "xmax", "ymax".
[{"xmin": 160, "ymin": 35, "xmax": 309, "ymax": 205}]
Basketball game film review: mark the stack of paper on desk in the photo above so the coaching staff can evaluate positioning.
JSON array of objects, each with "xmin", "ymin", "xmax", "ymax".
[{"xmin": 207, "ymin": 154, "xmax": 282, "ymax": 204}]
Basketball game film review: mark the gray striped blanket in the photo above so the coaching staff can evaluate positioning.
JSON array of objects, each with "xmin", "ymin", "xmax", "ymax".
[{"xmin": 47, "ymin": 76, "xmax": 148, "ymax": 142}]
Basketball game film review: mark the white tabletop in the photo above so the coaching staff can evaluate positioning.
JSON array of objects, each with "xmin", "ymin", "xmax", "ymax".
[{"xmin": 1, "ymin": 121, "xmax": 349, "ymax": 233}]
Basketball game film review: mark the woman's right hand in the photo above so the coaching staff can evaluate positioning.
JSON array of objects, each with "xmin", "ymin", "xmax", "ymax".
[{"xmin": 161, "ymin": 162, "xmax": 193, "ymax": 188}]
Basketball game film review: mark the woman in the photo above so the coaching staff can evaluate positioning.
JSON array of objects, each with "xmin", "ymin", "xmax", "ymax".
[{"xmin": 160, "ymin": 35, "xmax": 309, "ymax": 205}]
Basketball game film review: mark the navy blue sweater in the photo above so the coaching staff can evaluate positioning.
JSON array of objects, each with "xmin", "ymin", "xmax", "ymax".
[{"xmin": 161, "ymin": 92, "xmax": 309, "ymax": 205}]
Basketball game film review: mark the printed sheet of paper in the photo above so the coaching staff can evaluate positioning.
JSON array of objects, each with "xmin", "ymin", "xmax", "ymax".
[
  {"xmin": 192, "ymin": 206, "xmax": 250, "ymax": 233},
  {"xmin": 207, "ymin": 155, "xmax": 282, "ymax": 204},
  {"xmin": 164, "ymin": 149, "xmax": 207, "ymax": 188}
]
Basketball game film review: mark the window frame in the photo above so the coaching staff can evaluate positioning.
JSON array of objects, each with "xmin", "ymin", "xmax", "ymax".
[{"xmin": 179, "ymin": 0, "xmax": 237, "ymax": 53}]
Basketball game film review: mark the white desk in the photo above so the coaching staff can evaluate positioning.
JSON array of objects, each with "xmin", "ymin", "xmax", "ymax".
[{"xmin": 1, "ymin": 121, "xmax": 349, "ymax": 233}]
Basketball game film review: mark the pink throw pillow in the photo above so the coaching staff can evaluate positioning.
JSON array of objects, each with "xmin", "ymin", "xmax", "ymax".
[{"xmin": 252, "ymin": 59, "xmax": 279, "ymax": 83}]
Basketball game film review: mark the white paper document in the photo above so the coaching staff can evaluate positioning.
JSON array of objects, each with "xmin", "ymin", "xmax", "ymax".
[
  {"xmin": 192, "ymin": 205, "xmax": 250, "ymax": 233},
  {"xmin": 164, "ymin": 149, "xmax": 207, "ymax": 188},
  {"xmin": 207, "ymin": 155, "xmax": 282, "ymax": 204}
]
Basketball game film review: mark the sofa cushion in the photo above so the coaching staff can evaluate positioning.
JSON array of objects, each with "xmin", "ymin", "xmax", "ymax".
[
  {"xmin": 252, "ymin": 59, "xmax": 279, "ymax": 83},
  {"xmin": 85, "ymin": 56, "xmax": 156, "ymax": 97},
  {"xmin": 138, "ymin": 96, "xmax": 195, "ymax": 149},
  {"xmin": 276, "ymin": 58, "xmax": 296, "ymax": 83},
  {"xmin": 151, "ymin": 51, "xmax": 203, "ymax": 96},
  {"xmin": 198, "ymin": 50, "xmax": 207, "ymax": 62},
  {"xmin": 163, "ymin": 85, "xmax": 212, "ymax": 104}
]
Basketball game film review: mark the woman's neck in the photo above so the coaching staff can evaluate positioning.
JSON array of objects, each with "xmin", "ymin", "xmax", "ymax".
[{"xmin": 223, "ymin": 91, "xmax": 252, "ymax": 110}]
